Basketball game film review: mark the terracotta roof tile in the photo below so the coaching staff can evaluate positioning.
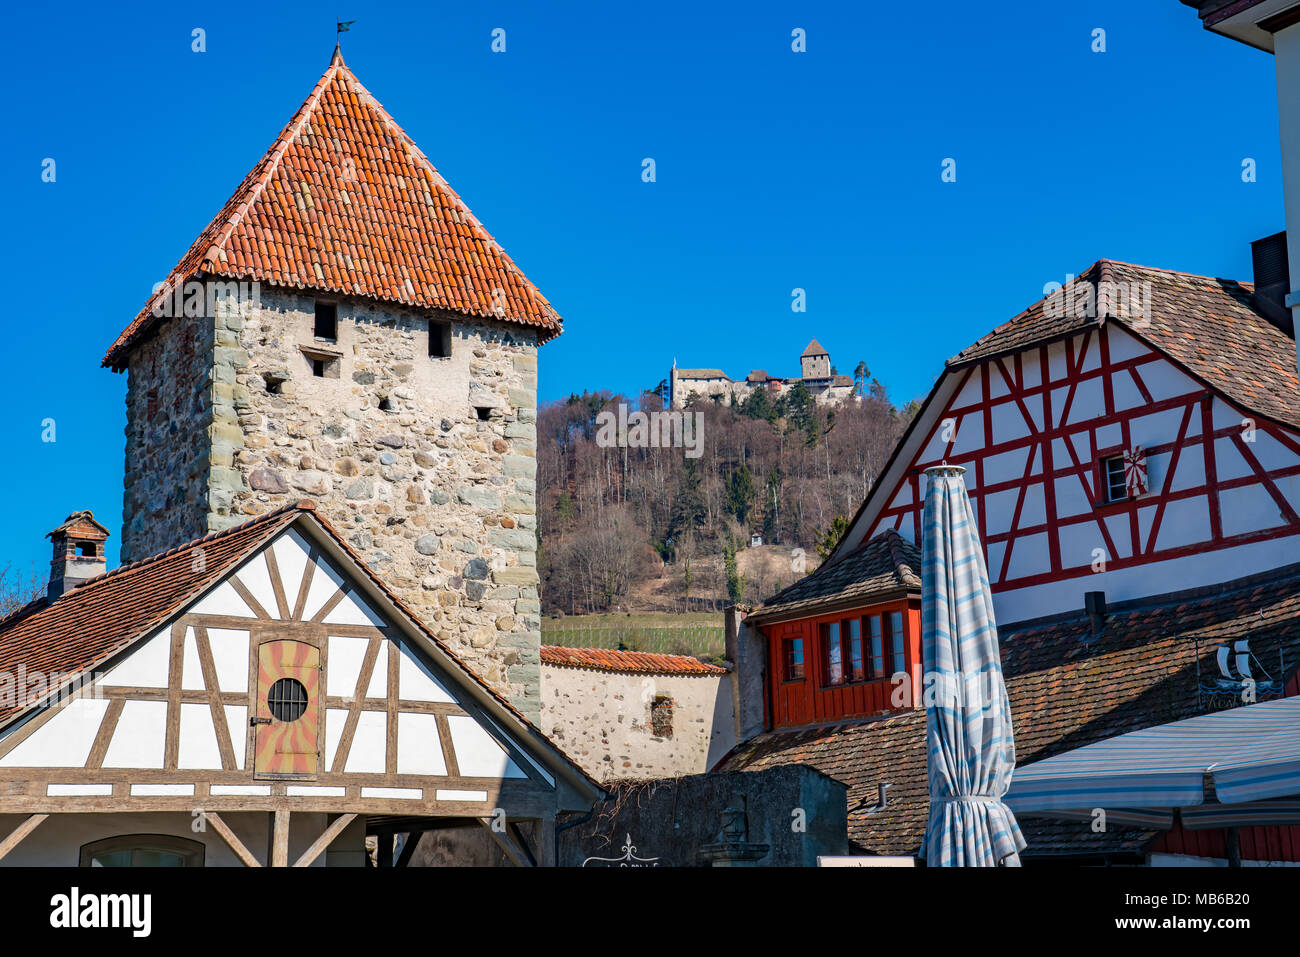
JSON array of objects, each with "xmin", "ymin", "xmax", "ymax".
[
  {"xmin": 104, "ymin": 50, "xmax": 560, "ymax": 369},
  {"xmin": 949, "ymin": 259, "xmax": 1300, "ymax": 429},
  {"xmin": 540, "ymin": 645, "xmax": 727, "ymax": 676},
  {"xmin": 722, "ymin": 563, "xmax": 1300, "ymax": 857},
  {"xmin": 750, "ymin": 529, "xmax": 920, "ymax": 621},
  {"xmin": 0, "ymin": 505, "xmax": 302, "ymax": 722}
]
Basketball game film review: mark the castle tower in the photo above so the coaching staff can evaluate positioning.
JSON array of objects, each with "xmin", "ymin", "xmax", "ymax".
[
  {"xmin": 102, "ymin": 49, "xmax": 560, "ymax": 717},
  {"xmin": 800, "ymin": 339, "xmax": 830, "ymax": 379}
]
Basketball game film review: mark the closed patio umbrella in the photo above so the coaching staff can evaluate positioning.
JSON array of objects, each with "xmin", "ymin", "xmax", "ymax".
[{"xmin": 921, "ymin": 465, "xmax": 1026, "ymax": 866}]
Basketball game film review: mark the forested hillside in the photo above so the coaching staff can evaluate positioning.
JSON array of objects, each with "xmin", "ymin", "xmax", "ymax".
[{"xmin": 537, "ymin": 378, "xmax": 918, "ymax": 615}]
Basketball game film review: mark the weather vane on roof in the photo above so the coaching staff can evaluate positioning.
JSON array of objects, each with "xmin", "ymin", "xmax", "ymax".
[{"xmin": 336, "ymin": 18, "xmax": 356, "ymax": 53}]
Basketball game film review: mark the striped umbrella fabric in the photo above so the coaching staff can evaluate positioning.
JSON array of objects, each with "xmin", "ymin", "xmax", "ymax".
[
  {"xmin": 1005, "ymin": 696, "xmax": 1300, "ymax": 813},
  {"xmin": 921, "ymin": 465, "xmax": 1026, "ymax": 866}
]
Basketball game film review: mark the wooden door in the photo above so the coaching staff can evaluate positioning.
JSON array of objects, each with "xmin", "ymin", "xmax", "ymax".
[{"xmin": 253, "ymin": 639, "xmax": 320, "ymax": 779}]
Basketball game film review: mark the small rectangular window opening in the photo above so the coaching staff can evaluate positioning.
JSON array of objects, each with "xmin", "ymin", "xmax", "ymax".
[
  {"xmin": 475, "ymin": 406, "xmax": 492, "ymax": 421},
  {"xmin": 650, "ymin": 694, "xmax": 674, "ymax": 738},
  {"xmin": 314, "ymin": 301, "xmax": 338, "ymax": 340},
  {"xmin": 309, "ymin": 356, "xmax": 341, "ymax": 379},
  {"xmin": 429, "ymin": 318, "xmax": 452, "ymax": 358},
  {"xmin": 1102, "ymin": 455, "xmax": 1127, "ymax": 503}
]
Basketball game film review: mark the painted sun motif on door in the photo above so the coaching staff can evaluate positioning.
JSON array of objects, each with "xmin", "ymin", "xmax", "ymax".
[{"xmin": 254, "ymin": 639, "xmax": 320, "ymax": 778}]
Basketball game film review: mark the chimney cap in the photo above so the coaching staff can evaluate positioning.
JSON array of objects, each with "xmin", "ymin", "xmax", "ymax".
[{"xmin": 45, "ymin": 510, "xmax": 111, "ymax": 543}]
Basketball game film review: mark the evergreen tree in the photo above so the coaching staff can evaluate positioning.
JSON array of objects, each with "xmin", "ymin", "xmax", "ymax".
[
  {"xmin": 670, "ymin": 457, "xmax": 707, "ymax": 536},
  {"xmin": 815, "ymin": 514, "xmax": 852, "ymax": 559},
  {"xmin": 725, "ymin": 463, "xmax": 756, "ymax": 526}
]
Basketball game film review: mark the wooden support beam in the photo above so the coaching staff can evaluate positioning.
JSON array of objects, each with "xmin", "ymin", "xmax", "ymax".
[
  {"xmin": 271, "ymin": 809, "xmax": 291, "ymax": 867},
  {"xmin": 395, "ymin": 831, "xmax": 421, "ymax": 868},
  {"xmin": 0, "ymin": 813, "xmax": 47, "ymax": 862},
  {"xmin": 293, "ymin": 813, "xmax": 357, "ymax": 868},
  {"xmin": 479, "ymin": 818, "xmax": 531, "ymax": 867},
  {"xmin": 206, "ymin": 812, "xmax": 262, "ymax": 867},
  {"xmin": 377, "ymin": 829, "xmax": 394, "ymax": 868},
  {"xmin": 508, "ymin": 821, "xmax": 538, "ymax": 867}
]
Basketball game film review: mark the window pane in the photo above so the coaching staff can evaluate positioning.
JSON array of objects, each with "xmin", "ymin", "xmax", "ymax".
[
  {"xmin": 848, "ymin": 619, "xmax": 864, "ymax": 681},
  {"xmin": 825, "ymin": 623, "xmax": 842, "ymax": 685},
  {"xmin": 869, "ymin": 616, "xmax": 884, "ymax": 677},
  {"xmin": 89, "ymin": 850, "xmax": 132, "ymax": 867},
  {"xmin": 1105, "ymin": 457, "xmax": 1126, "ymax": 502},
  {"xmin": 890, "ymin": 612, "xmax": 905, "ymax": 675},
  {"xmin": 788, "ymin": 637, "xmax": 804, "ymax": 679}
]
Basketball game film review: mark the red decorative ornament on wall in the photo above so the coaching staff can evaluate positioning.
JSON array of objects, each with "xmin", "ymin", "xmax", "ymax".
[{"xmin": 1124, "ymin": 445, "xmax": 1148, "ymax": 497}]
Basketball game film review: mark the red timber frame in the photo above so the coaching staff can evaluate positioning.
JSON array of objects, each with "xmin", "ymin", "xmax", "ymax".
[
  {"xmin": 762, "ymin": 598, "xmax": 922, "ymax": 730},
  {"xmin": 863, "ymin": 324, "xmax": 1300, "ymax": 594}
]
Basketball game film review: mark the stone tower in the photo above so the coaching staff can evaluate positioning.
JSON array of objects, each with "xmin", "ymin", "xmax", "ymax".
[
  {"xmin": 102, "ymin": 49, "xmax": 560, "ymax": 718},
  {"xmin": 800, "ymin": 339, "xmax": 830, "ymax": 379}
]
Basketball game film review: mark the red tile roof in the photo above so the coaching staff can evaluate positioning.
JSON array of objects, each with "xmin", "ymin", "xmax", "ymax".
[
  {"xmin": 103, "ymin": 49, "xmax": 561, "ymax": 370},
  {"xmin": 722, "ymin": 562, "xmax": 1300, "ymax": 858},
  {"xmin": 540, "ymin": 645, "xmax": 727, "ymax": 676},
  {"xmin": 950, "ymin": 259, "xmax": 1300, "ymax": 430}
]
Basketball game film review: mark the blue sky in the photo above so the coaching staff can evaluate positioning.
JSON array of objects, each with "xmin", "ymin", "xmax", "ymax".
[{"xmin": 0, "ymin": 0, "xmax": 1285, "ymax": 572}]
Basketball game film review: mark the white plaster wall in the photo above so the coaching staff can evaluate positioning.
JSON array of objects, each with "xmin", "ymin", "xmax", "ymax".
[{"xmin": 540, "ymin": 665, "xmax": 736, "ymax": 781}]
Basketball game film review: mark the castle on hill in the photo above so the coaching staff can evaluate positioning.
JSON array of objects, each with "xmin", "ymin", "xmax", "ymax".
[{"xmin": 669, "ymin": 339, "xmax": 857, "ymax": 409}]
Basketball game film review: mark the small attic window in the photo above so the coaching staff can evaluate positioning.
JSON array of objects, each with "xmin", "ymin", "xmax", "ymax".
[
  {"xmin": 1101, "ymin": 454, "xmax": 1127, "ymax": 504},
  {"xmin": 309, "ymin": 356, "xmax": 341, "ymax": 379},
  {"xmin": 314, "ymin": 301, "xmax": 338, "ymax": 340},
  {"xmin": 429, "ymin": 319, "xmax": 452, "ymax": 359}
]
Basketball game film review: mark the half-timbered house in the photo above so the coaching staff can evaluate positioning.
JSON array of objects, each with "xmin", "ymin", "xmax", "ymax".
[
  {"xmin": 720, "ymin": 253, "xmax": 1300, "ymax": 863},
  {"xmin": 0, "ymin": 503, "xmax": 600, "ymax": 867}
]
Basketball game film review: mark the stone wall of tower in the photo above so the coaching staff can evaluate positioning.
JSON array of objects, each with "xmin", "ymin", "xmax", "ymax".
[
  {"xmin": 123, "ymin": 282, "xmax": 544, "ymax": 718},
  {"xmin": 121, "ymin": 312, "xmax": 216, "ymax": 563}
]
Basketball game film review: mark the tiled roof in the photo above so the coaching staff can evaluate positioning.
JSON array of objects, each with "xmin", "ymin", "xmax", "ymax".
[
  {"xmin": 949, "ymin": 259, "xmax": 1300, "ymax": 429},
  {"xmin": 104, "ymin": 49, "xmax": 561, "ymax": 369},
  {"xmin": 750, "ymin": 529, "xmax": 920, "ymax": 621},
  {"xmin": 0, "ymin": 505, "xmax": 301, "ymax": 723},
  {"xmin": 675, "ymin": 369, "xmax": 729, "ymax": 379},
  {"xmin": 540, "ymin": 645, "xmax": 727, "ymax": 676},
  {"xmin": 746, "ymin": 370, "xmax": 768, "ymax": 383},
  {"xmin": 0, "ymin": 501, "xmax": 604, "ymax": 796},
  {"xmin": 722, "ymin": 563, "xmax": 1300, "ymax": 858},
  {"xmin": 801, "ymin": 339, "xmax": 828, "ymax": 358},
  {"xmin": 47, "ymin": 510, "xmax": 110, "ymax": 541}
]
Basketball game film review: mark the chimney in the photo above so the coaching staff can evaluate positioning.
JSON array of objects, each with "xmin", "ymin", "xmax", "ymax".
[
  {"xmin": 46, "ymin": 511, "xmax": 110, "ymax": 601},
  {"xmin": 1251, "ymin": 231, "xmax": 1294, "ymax": 337},
  {"xmin": 1084, "ymin": 590, "xmax": 1107, "ymax": 641}
]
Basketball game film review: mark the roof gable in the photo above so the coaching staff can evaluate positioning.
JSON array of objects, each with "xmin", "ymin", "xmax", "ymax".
[
  {"xmin": 950, "ymin": 260, "xmax": 1300, "ymax": 429},
  {"xmin": 104, "ymin": 50, "xmax": 561, "ymax": 369},
  {"xmin": 829, "ymin": 259, "xmax": 1300, "ymax": 566},
  {"xmin": 0, "ymin": 503, "xmax": 599, "ymax": 803}
]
